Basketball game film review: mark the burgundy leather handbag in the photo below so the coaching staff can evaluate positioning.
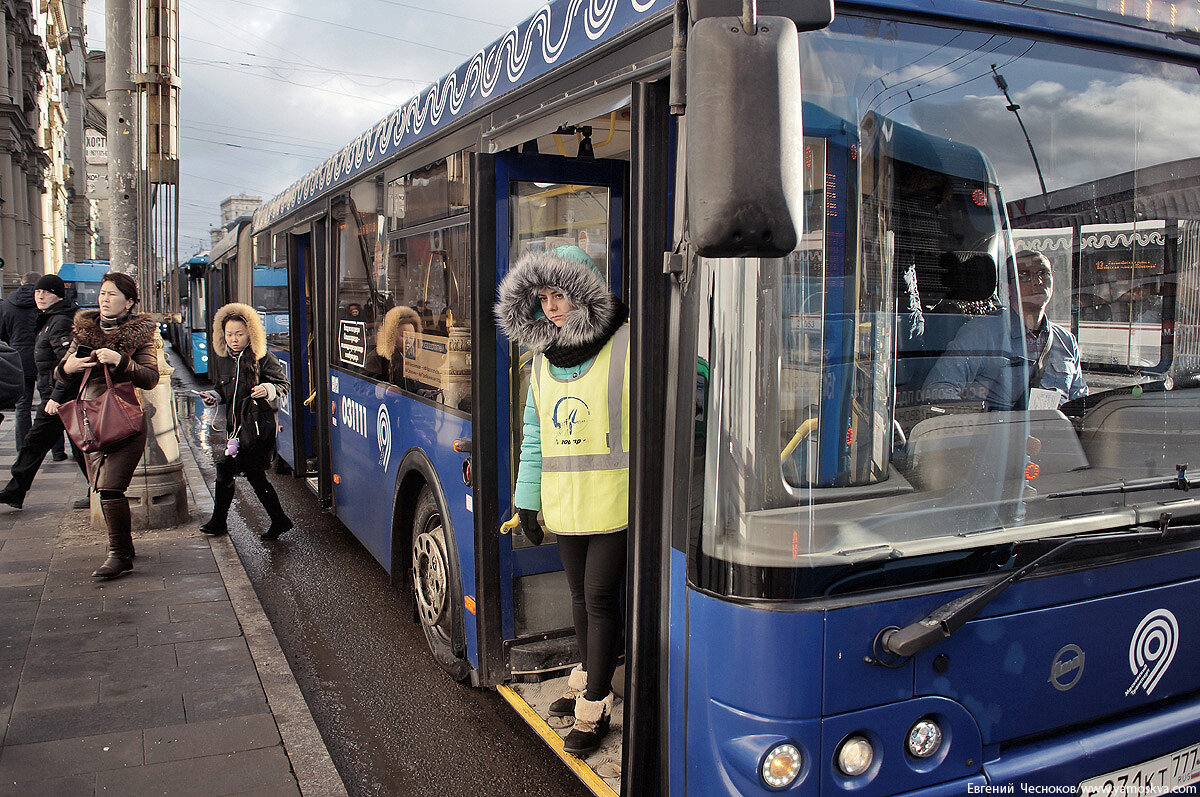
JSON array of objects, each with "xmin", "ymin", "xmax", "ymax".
[{"xmin": 59, "ymin": 365, "xmax": 145, "ymax": 453}]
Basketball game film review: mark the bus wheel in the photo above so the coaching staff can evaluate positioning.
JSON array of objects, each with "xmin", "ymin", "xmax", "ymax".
[{"xmin": 411, "ymin": 486, "xmax": 470, "ymax": 680}]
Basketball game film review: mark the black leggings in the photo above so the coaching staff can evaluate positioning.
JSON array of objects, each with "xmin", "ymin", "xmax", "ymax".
[
  {"xmin": 216, "ymin": 459, "xmax": 275, "ymax": 494},
  {"xmin": 556, "ymin": 530, "xmax": 626, "ymax": 701}
]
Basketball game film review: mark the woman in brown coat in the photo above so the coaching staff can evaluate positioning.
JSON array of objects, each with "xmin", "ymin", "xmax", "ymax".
[{"xmin": 46, "ymin": 272, "xmax": 159, "ymax": 579}]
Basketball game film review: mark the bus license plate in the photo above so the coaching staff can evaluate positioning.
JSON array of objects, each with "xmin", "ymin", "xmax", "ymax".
[{"xmin": 1078, "ymin": 742, "xmax": 1200, "ymax": 796}]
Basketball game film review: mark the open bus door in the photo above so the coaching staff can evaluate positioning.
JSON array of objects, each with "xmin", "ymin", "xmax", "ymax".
[
  {"xmin": 472, "ymin": 149, "xmax": 628, "ymax": 790},
  {"xmin": 279, "ymin": 221, "xmax": 333, "ymax": 505}
]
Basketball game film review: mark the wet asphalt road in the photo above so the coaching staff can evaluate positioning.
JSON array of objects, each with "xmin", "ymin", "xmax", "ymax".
[{"xmin": 172, "ymin": 368, "xmax": 589, "ymax": 797}]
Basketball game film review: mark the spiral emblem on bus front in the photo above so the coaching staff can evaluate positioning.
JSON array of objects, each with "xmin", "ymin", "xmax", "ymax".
[
  {"xmin": 377, "ymin": 405, "xmax": 392, "ymax": 470},
  {"xmin": 1125, "ymin": 608, "xmax": 1178, "ymax": 697}
]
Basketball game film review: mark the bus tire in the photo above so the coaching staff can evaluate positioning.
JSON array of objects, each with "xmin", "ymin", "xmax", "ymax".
[{"xmin": 411, "ymin": 485, "xmax": 470, "ymax": 681}]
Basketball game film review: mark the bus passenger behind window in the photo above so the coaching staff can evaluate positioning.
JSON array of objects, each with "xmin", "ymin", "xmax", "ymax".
[
  {"xmin": 376, "ymin": 305, "xmax": 422, "ymax": 392},
  {"xmin": 923, "ymin": 250, "xmax": 1087, "ymax": 410},
  {"xmin": 495, "ymin": 244, "xmax": 630, "ymax": 759}
]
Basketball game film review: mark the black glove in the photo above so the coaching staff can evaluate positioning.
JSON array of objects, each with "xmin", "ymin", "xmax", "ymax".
[{"xmin": 518, "ymin": 508, "xmax": 544, "ymax": 546}]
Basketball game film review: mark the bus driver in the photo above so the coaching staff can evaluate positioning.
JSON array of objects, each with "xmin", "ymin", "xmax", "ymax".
[{"xmin": 923, "ymin": 250, "xmax": 1087, "ymax": 410}]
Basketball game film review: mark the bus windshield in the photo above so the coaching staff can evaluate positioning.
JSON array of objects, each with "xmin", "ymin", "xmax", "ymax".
[{"xmin": 695, "ymin": 15, "xmax": 1200, "ymax": 597}]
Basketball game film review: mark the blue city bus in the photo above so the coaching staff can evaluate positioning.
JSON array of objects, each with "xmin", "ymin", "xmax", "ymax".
[
  {"xmin": 57, "ymin": 260, "xmax": 109, "ymax": 309},
  {"xmin": 167, "ymin": 253, "xmax": 212, "ymax": 376},
  {"xmin": 242, "ymin": 0, "xmax": 1200, "ymax": 793}
]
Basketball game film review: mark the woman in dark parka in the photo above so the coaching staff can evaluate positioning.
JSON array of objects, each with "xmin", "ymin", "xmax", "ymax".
[
  {"xmin": 199, "ymin": 302, "xmax": 292, "ymax": 541},
  {"xmin": 48, "ymin": 272, "xmax": 159, "ymax": 579}
]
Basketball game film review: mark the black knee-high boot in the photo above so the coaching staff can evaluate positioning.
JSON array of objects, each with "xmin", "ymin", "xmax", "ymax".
[
  {"xmin": 93, "ymin": 497, "xmax": 134, "ymax": 579},
  {"xmin": 247, "ymin": 471, "xmax": 292, "ymax": 540},
  {"xmin": 200, "ymin": 481, "xmax": 235, "ymax": 536}
]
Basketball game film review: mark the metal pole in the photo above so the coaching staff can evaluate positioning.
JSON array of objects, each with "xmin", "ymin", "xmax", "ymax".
[
  {"xmin": 98, "ymin": 0, "xmax": 188, "ymax": 532},
  {"xmin": 106, "ymin": 0, "xmax": 137, "ymax": 276},
  {"xmin": 668, "ymin": 0, "xmax": 687, "ymax": 115}
]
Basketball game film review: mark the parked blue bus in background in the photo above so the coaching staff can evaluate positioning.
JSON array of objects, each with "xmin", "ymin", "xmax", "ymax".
[
  {"xmin": 57, "ymin": 260, "xmax": 108, "ymax": 309},
  {"xmin": 166, "ymin": 253, "xmax": 211, "ymax": 377},
  {"xmin": 235, "ymin": 0, "xmax": 1200, "ymax": 793}
]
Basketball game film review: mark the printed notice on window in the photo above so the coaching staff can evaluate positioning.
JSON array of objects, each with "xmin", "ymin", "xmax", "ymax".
[{"xmin": 340, "ymin": 320, "xmax": 366, "ymax": 366}]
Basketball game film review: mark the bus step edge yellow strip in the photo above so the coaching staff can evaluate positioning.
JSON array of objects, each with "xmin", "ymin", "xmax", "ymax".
[{"xmin": 496, "ymin": 684, "xmax": 618, "ymax": 797}]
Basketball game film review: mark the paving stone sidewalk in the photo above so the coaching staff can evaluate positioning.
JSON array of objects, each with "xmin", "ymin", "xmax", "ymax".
[{"xmin": 0, "ymin": 416, "xmax": 344, "ymax": 797}]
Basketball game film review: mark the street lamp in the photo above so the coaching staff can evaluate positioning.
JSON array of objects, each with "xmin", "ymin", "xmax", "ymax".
[{"xmin": 991, "ymin": 64, "xmax": 1048, "ymax": 198}]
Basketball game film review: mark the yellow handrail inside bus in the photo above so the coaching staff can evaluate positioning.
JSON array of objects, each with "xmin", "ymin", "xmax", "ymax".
[
  {"xmin": 596, "ymin": 112, "xmax": 617, "ymax": 148},
  {"xmin": 781, "ymin": 418, "xmax": 818, "ymax": 461}
]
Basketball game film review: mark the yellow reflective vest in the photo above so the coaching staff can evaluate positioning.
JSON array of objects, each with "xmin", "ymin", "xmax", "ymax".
[{"xmin": 530, "ymin": 324, "xmax": 631, "ymax": 534}]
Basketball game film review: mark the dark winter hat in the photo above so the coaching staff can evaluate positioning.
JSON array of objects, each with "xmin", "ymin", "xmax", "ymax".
[{"xmin": 35, "ymin": 274, "xmax": 66, "ymax": 299}]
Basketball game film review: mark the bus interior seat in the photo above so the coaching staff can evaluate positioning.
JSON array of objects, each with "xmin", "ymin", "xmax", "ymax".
[
  {"xmin": 1078, "ymin": 391, "xmax": 1200, "ymax": 477},
  {"xmin": 894, "ymin": 251, "xmax": 999, "ymax": 429}
]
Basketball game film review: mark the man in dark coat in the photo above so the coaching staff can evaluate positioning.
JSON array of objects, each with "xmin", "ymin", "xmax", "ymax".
[
  {"xmin": 0, "ymin": 275, "xmax": 88, "ymax": 509},
  {"xmin": 33, "ymin": 275, "xmax": 77, "ymax": 463},
  {"xmin": 0, "ymin": 272, "xmax": 40, "ymax": 450}
]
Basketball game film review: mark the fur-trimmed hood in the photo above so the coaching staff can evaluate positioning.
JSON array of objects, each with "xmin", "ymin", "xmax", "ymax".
[
  {"xmin": 376, "ymin": 305, "xmax": 422, "ymax": 357},
  {"xmin": 212, "ymin": 302, "xmax": 267, "ymax": 359},
  {"xmin": 72, "ymin": 310, "xmax": 157, "ymax": 353},
  {"xmin": 494, "ymin": 248, "xmax": 620, "ymax": 352}
]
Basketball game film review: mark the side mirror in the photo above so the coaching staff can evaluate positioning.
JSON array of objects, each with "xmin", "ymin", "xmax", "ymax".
[{"xmin": 686, "ymin": 17, "xmax": 804, "ymax": 257}]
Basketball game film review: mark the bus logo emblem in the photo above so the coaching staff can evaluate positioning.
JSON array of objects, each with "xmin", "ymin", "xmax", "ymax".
[
  {"xmin": 1126, "ymin": 608, "xmax": 1178, "ymax": 697},
  {"xmin": 1049, "ymin": 644, "xmax": 1084, "ymax": 692},
  {"xmin": 377, "ymin": 404, "xmax": 392, "ymax": 470}
]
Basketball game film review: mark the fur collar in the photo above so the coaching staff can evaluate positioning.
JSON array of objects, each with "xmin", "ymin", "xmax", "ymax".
[
  {"xmin": 494, "ymin": 250, "xmax": 620, "ymax": 353},
  {"xmin": 72, "ymin": 310, "xmax": 157, "ymax": 352},
  {"xmin": 212, "ymin": 302, "xmax": 267, "ymax": 359},
  {"xmin": 376, "ymin": 305, "xmax": 422, "ymax": 357}
]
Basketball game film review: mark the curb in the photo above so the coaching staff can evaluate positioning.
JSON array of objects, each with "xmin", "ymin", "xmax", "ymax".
[{"xmin": 179, "ymin": 434, "xmax": 348, "ymax": 797}]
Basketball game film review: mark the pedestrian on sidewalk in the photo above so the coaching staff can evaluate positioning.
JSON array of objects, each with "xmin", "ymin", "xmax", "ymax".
[
  {"xmin": 34, "ymin": 276, "xmax": 85, "ymax": 470},
  {"xmin": 495, "ymin": 245, "xmax": 630, "ymax": 758},
  {"xmin": 0, "ymin": 339, "xmax": 24, "ymax": 427},
  {"xmin": 48, "ymin": 272, "xmax": 159, "ymax": 580},
  {"xmin": 0, "ymin": 276, "xmax": 89, "ymax": 510},
  {"xmin": 0, "ymin": 272, "xmax": 41, "ymax": 451},
  {"xmin": 198, "ymin": 302, "xmax": 293, "ymax": 541}
]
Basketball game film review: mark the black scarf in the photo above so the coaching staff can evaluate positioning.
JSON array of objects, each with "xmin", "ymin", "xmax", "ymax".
[{"xmin": 543, "ymin": 300, "xmax": 629, "ymax": 368}]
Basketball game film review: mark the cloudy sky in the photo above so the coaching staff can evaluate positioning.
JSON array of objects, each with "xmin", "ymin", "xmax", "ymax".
[{"xmin": 86, "ymin": 0, "xmax": 545, "ymax": 255}]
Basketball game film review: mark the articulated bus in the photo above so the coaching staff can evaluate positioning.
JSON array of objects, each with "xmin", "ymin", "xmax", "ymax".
[{"xmin": 243, "ymin": 0, "xmax": 1200, "ymax": 793}]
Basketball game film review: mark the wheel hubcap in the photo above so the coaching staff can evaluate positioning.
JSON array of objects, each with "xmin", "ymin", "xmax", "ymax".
[{"xmin": 414, "ymin": 527, "xmax": 448, "ymax": 627}]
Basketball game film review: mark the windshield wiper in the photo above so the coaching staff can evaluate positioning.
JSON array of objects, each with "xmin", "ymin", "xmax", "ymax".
[
  {"xmin": 1047, "ymin": 464, "xmax": 1196, "ymax": 500},
  {"xmin": 869, "ymin": 518, "xmax": 1190, "ymax": 664}
]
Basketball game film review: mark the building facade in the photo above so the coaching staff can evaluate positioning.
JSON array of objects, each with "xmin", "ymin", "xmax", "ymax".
[
  {"xmin": 0, "ymin": 0, "xmax": 96, "ymax": 292},
  {"xmin": 220, "ymin": 194, "xmax": 260, "ymax": 227},
  {"xmin": 0, "ymin": 0, "xmax": 50, "ymax": 286}
]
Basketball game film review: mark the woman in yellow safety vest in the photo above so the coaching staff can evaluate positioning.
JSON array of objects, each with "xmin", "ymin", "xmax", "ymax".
[{"xmin": 496, "ymin": 244, "xmax": 630, "ymax": 758}]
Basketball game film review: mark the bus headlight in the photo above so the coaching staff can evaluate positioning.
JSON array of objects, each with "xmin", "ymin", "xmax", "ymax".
[
  {"xmin": 836, "ymin": 735, "xmax": 875, "ymax": 777},
  {"xmin": 761, "ymin": 743, "xmax": 802, "ymax": 789},
  {"xmin": 906, "ymin": 718, "xmax": 943, "ymax": 759}
]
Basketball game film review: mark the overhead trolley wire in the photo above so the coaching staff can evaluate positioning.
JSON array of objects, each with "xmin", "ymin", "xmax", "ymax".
[{"xmin": 217, "ymin": 0, "xmax": 472, "ymax": 58}]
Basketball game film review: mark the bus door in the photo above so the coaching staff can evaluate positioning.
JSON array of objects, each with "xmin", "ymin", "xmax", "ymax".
[
  {"xmin": 282, "ymin": 223, "xmax": 333, "ymax": 505},
  {"xmin": 473, "ymin": 152, "xmax": 626, "ymax": 687}
]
